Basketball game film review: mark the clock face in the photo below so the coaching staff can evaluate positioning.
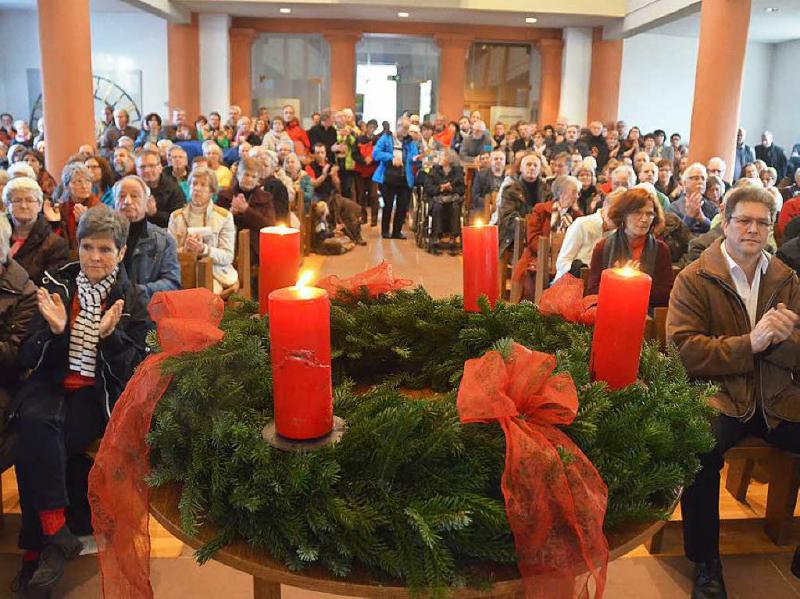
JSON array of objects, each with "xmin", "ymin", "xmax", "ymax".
[{"xmin": 29, "ymin": 74, "xmax": 142, "ymax": 133}]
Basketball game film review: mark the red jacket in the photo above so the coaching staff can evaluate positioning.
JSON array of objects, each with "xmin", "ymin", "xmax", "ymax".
[
  {"xmin": 285, "ymin": 120, "xmax": 310, "ymax": 155},
  {"xmin": 777, "ymin": 197, "xmax": 800, "ymax": 242}
]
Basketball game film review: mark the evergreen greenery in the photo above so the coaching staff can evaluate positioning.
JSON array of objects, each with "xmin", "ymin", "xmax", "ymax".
[{"xmin": 147, "ymin": 289, "xmax": 715, "ymax": 594}]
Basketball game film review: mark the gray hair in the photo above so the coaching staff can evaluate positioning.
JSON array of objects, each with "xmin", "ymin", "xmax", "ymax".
[
  {"xmin": 61, "ymin": 162, "xmax": 92, "ymax": 200},
  {"xmin": 3, "ymin": 176, "xmax": 43, "ymax": 207},
  {"xmin": 707, "ymin": 174, "xmax": 724, "ymax": 190},
  {"xmin": 112, "ymin": 175, "xmax": 150, "ymax": 207},
  {"xmin": 77, "ymin": 205, "xmax": 130, "ymax": 250},
  {"xmin": 682, "ymin": 162, "xmax": 707, "ymax": 182},
  {"xmin": 0, "ymin": 214, "xmax": 11, "ymax": 264},
  {"xmin": 7, "ymin": 162, "xmax": 36, "ymax": 179},
  {"xmin": 188, "ymin": 165, "xmax": 220, "ymax": 194},
  {"xmin": 612, "ymin": 165, "xmax": 636, "ymax": 188},
  {"xmin": 551, "ymin": 175, "xmax": 580, "ymax": 198},
  {"xmin": 202, "ymin": 141, "xmax": 222, "ymax": 157}
]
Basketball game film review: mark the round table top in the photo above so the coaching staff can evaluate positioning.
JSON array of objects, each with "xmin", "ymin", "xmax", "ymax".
[{"xmin": 150, "ymin": 484, "xmax": 677, "ymax": 598}]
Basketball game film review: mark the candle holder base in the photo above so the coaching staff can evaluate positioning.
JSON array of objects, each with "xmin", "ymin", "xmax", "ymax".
[{"xmin": 262, "ymin": 416, "xmax": 347, "ymax": 452}]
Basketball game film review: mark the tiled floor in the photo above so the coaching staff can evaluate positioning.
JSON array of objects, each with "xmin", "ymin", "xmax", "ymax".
[{"xmin": 2, "ymin": 219, "xmax": 800, "ymax": 598}]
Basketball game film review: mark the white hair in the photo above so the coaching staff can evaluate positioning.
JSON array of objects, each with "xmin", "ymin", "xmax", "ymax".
[
  {"xmin": 2, "ymin": 176, "xmax": 43, "ymax": 206},
  {"xmin": 202, "ymin": 140, "xmax": 222, "ymax": 156},
  {"xmin": 112, "ymin": 174, "xmax": 151, "ymax": 206},
  {"xmin": 682, "ymin": 162, "xmax": 708, "ymax": 182},
  {"xmin": 612, "ymin": 165, "xmax": 636, "ymax": 188},
  {"xmin": 7, "ymin": 162, "xmax": 36, "ymax": 179},
  {"xmin": 0, "ymin": 213, "xmax": 11, "ymax": 264}
]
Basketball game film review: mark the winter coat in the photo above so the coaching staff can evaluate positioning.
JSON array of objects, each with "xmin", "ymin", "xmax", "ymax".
[
  {"xmin": 16, "ymin": 262, "xmax": 149, "ymax": 420},
  {"xmin": 148, "ymin": 173, "xmax": 188, "ymax": 229},
  {"xmin": 127, "ymin": 221, "xmax": 181, "ymax": 302},
  {"xmin": 423, "ymin": 165, "xmax": 466, "ymax": 199},
  {"xmin": 667, "ymin": 238, "xmax": 800, "ymax": 428},
  {"xmin": 217, "ymin": 182, "xmax": 277, "ymax": 265},
  {"xmin": 11, "ymin": 214, "xmax": 69, "ymax": 286},
  {"xmin": 371, "ymin": 132, "xmax": 419, "ymax": 188}
]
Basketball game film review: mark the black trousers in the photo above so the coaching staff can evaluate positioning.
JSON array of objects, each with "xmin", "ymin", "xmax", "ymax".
[
  {"xmin": 682, "ymin": 412, "xmax": 800, "ymax": 562},
  {"xmin": 13, "ymin": 381, "xmax": 106, "ymax": 549},
  {"xmin": 430, "ymin": 198, "xmax": 463, "ymax": 240},
  {"xmin": 380, "ymin": 183, "xmax": 411, "ymax": 237},
  {"xmin": 354, "ymin": 175, "xmax": 378, "ymax": 224}
]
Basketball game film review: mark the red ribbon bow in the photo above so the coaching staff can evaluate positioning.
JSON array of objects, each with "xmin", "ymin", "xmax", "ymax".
[
  {"xmin": 88, "ymin": 289, "xmax": 225, "ymax": 598},
  {"xmin": 538, "ymin": 274, "xmax": 597, "ymax": 325},
  {"xmin": 315, "ymin": 260, "xmax": 412, "ymax": 299},
  {"xmin": 457, "ymin": 342, "xmax": 608, "ymax": 599}
]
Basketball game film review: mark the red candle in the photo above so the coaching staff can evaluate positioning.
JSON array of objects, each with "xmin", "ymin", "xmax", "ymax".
[
  {"xmin": 268, "ymin": 274, "xmax": 333, "ymax": 440},
  {"xmin": 462, "ymin": 221, "xmax": 499, "ymax": 312},
  {"xmin": 589, "ymin": 266, "xmax": 652, "ymax": 389},
  {"xmin": 259, "ymin": 225, "xmax": 301, "ymax": 316}
]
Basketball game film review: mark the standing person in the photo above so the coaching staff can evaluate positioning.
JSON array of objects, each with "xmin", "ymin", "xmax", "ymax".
[
  {"xmin": 306, "ymin": 143, "xmax": 339, "ymax": 201},
  {"xmin": 307, "ymin": 110, "xmax": 337, "ymax": 162},
  {"xmin": 134, "ymin": 113, "xmax": 167, "ymax": 149},
  {"xmin": 756, "ymin": 131, "xmax": 788, "ymax": 180},
  {"xmin": 372, "ymin": 118, "xmax": 418, "ymax": 239},
  {"xmin": 353, "ymin": 119, "xmax": 379, "ymax": 226},
  {"xmin": 667, "ymin": 186, "xmax": 800, "ymax": 599},
  {"xmin": 733, "ymin": 127, "xmax": 755, "ymax": 181},
  {"xmin": 261, "ymin": 116, "xmax": 292, "ymax": 152},
  {"xmin": 135, "ymin": 150, "xmax": 186, "ymax": 229},
  {"xmin": 10, "ymin": 206, "xmax": 149, "ymax": 597},
  {"xmin": 283, "ymin": 104, "xmax": 310, "ymax": 158},
  {"xmin": 99, "ymin": 109, "xmax": 139, "ymax": 159},
  {"xmin": 164, "ymin": 107, "xmax": 195, "ymax": 141}
]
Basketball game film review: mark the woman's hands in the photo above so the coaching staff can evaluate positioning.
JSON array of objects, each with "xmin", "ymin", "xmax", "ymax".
[
  {"xmin": 37, "ymin": 288, "xmax": 67, "ymax": 335},
  {"xmin": 99, "ymin": 299, "xmax": 125, "ymax": 339}
]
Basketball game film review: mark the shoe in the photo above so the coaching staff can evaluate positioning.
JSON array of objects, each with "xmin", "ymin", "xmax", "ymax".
[
  {"xmin": 356, "ymin": 238, "xmax": 367, "ymax": 246},
  {"xmin": 691, "ymin": 560, "xmax": 727, "ymax": 599},
  {"xmin": 382, "ymin": 233, "xmax": 392, "ymax": 239},
  {"xmin": 792, "ymin": 545, "xmax": 800, "ymax": 578},
  {"xmin": 9, "ymin": 559, "xmax": 38, "ymax": 593},
  {"xmin": 428, "ymin": 244, "xmax": 441, "ymax": 255},
  {"xmin": 27, "ymin": 526, "xmax": 84, "ymax": 593},
  {"xmin": 391, "ymin": 233, "xmax": 407, "ymax": 240},
  {"xmin": 370, "ymin": 221, "xmax": 378, "ymax": 227}
]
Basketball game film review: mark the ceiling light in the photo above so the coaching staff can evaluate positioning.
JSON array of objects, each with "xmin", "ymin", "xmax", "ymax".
[
  {"xmin": 279, "ymin": 7, "xmax": 291, "ymax": 14},
  {"xmin": 764, "ymin": 7, "xmax": 779, "ymax": 12},
  {"xmin": 397, "ymin": 11, "xmax": 409, "ymax": 18},
  {"xmin": 525, "ymin": 17, "xmax": 538, "ymax": 24}
]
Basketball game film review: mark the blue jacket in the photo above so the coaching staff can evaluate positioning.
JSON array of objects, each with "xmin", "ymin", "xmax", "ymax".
[
  {"xmin": 372, "ymin": 132, "xmax": 419, "ymax": 188},
  {"xmin": 128, "ymin": 221, "xmax": 181, "ymax": 302}
]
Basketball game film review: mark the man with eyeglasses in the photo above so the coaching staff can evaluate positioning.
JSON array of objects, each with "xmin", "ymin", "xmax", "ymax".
[
  {"xmin": 668, "ymin": 186, "xmax": 800, "ymax": 599},
  {"xmin": 135, "ymin": 149, "xmax": 185, "ymax": 228},
  {"xmin": 668, "ymin": 163, "xmax": 718, "ymax": 235}
]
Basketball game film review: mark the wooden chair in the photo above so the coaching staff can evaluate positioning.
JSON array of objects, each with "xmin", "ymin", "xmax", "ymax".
[
  {"xmin": 499, "ymin": 217, "xmax": 525, "ymax": 303},
  {"xmin": 237, "ymin": 229, "xmax": 253, "ymax": 300},
  {"xmin": 482, "ymin": 191, "xmax": 497, "ymax": 225},
  {"xmin": 178, "ymin": 251, "xmax": 214, "ymax": 290}
]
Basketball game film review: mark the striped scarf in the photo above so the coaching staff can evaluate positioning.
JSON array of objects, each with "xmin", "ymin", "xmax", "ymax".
[{"xmin": 68, "ymin": 267, "xmax": 118, "ymax": 377}]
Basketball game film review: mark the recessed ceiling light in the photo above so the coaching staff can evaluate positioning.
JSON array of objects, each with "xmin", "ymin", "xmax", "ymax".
[
  {"xmin": 279, "ymin": 7, "xmax": 291, "ymax": 14},
  {"xmin": 397, "ymin": 11, "xmax": 409, "ymax": 18},
  {"xmin": 525, "ymin": 17, "xmax": 538, "ymax": 24},
  {"xmin": 765, "ymin": 6, "xmax": 779, "ymax": 12}
]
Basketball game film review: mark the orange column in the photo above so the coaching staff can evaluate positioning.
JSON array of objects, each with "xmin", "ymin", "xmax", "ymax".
[
  {"xmin": 168, "ymin": 13, "xmax": 200, "ymax": 119},
  {"xmin": 37, "ymin": 0, "xmax": 95, "ymax": 174},
  {"xmin": 435, "ymin": 34, "xmax": 473, "ymax": 122},
  {"xmin": 587, "ymin": 28, "xmax": 622, "ymax": 124},
  {"xmin": 230, "ymin": 27, "xmax": 258, "ymax": 116},
  {"xmin": 537, "ymin": 38, "xmax": 564, "ymax": 127},
  {"xmin": 324, "ymin": 32, "xmax": 361, "ymax": 110},
  {"xmin": 688, "ymin": 0, "xmax": 752, "ymax": 170}
]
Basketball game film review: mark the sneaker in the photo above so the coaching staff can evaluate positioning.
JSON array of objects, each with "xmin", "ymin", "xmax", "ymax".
[{"xmin": 27, "ymin": 526, "xmax": 84, "ymax": 593}]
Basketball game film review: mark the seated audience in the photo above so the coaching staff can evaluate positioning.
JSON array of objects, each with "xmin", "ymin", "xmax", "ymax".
[
  {"xmin": 112, "ymin": 147, "xmax": 135, "ymax": 180},
  {"xmin": 638, "ymin": 161, "xmax": 670, "ymax": 210},
  {"xmin": 776, "ymin": 217, "xmax": 800, "ymax": 274},
  {"xmin": 168, "ymin": 166, "xmax": 237, "ymax": 294},
  {"xmin": 260, "ymin": 151, "xmax": 291, "ymax": 221},
  {"xmin": 781, "ymin": 167, "xmax": 800, "ymax": 200},
  {"xmin": 262, "ymin": 116, "xmax": 292, "ymax": 152},
  {"xmin": 3, "ymin": 177, "xmax": 69, "ymax": 285},
  {"xmin": 514, "ymin": 175, "xmax": 583, "ymax": 299},
  {"xmin": 0, "ymin": 210, "xmax": 37, "ymax": 475},
  {"xmin": 668, "ymin": 163, "xmax": 718, "ymax": 234},
  {"xmin": 217, "ymin": 157, "xmax": 277, "ymax": 268},
  {"xmin": 84, "ymin": 154, "xmax": 115, "ymax": 207},
  {"xmin": 759, "ymin": 167, "xmax": 784, "ymax": 213},
  {"xmin": 135, "ymin": 149, "xmax": 186, "ymax": 229},
  {"xmin": 164, "ymin": 145, "xmax": 190, "ymax": 200},
  {"xmin": 113, "ymin": 176, "xmax": 180, "ymax": 302},
  {"xmin": 134, "ymin": 113, "xmax": 167, "ymax": 148},
  {"xmin": 471, "ymin": 150, "xmax": 506, "ymax": 217},
  {"xmin": 11, "ymin": 206, "xmax": 149, "ymax": 596},
  {"xmin": 586, "ymin": 187, "xmax": 673, "ymax": 307},
  {"xmin": 494, "ymin": 154, "xmax": 550, "ymax": 252},
  {"xmin": 99, "ymin": 109, "xmax": 139, "ymax": 158},
  {"xmin": 201, "ymin": 141, "xmax": 233, "ymax": 190},
  {"xmin": 576, "ymin": 166, "xmax": 600, "ymax": 215},
  {"xmin": 49, "ymin": 163, "xmax": 100, "ymax": 250},
  {"xmin": 555, "ymin": 188, "xmax": 624, "ymax": 280},
  {"xmin": 667, "ymin": 186, "xmax": 800, "ymax": 599},
  {"xmin": 423, "ymin": 149, "xmax": 466, "ymax": 255},
  {"xmin": 459, "ymin": 121, "xmax": 493, "ymax": 163},
  {"xmin": 164, "ymin": 108, "xmax": 195, "ymax": 141},
  {"xmin": 284, "ymin": 153, "xmax": 314, "ymax": 214},
  {"xmin": 21, "ymin": 149, "xmax": 56, "ymax": 200}
]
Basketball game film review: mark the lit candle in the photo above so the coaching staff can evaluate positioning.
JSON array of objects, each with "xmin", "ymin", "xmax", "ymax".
[
  {"xmin": 268, "ymin": 272, "xmax": 333, "ymax": 440},
  {"xmin": 259, "ymin": 225, "xmax": 301, "ymax": 316},
  {"xmin": 589, "ymin": 266, "xmax": 652, "ymax": 389},
  {"xmin": 462, "ymin": 220, "xmax": 499, "ymax": 312}
]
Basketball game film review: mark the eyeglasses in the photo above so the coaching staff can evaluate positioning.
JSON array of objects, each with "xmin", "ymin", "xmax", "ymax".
[
  {"xmin": 730, "ymin": 216, "xmax": 771, "ymax": 230},
  {"xmin": 632, "ymin": 210, "xmax": 656, "ymax": 220},
  {"xmin": 9, "ymin": 197, "xmax": 39, "ymax": 205}
]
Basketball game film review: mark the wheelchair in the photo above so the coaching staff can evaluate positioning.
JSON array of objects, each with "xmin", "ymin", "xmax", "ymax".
[{"xmin": 414, "ymin": 186, "xmax": 466, "ymax": 255}]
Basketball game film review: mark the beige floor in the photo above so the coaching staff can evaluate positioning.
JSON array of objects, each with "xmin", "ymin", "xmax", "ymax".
[{"xmin": 2, "ymin": 220, "xmax": 800, "ymax": 597}]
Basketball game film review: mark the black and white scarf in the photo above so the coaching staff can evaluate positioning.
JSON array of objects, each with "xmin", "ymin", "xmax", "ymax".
[{"xmin": 68, "ymin": 267, "xmax": 118, "ymax": 377}]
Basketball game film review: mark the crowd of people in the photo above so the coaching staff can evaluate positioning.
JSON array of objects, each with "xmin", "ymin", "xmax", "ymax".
[{"xmin": 0, "ymin": 103, "xmax": 799, "ymax": 599}]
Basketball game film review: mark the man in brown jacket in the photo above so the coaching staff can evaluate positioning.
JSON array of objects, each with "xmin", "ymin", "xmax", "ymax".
[{"xmin": 668, "ymin": 186, "xmax": 800, "ymax": 599}]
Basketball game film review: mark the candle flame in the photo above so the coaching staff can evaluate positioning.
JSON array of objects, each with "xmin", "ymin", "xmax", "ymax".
[
  {"xmin": 474, "ymin": 218, "xmax": 484, "ymax": 228},
  {"xmin": 613, "ymin": 260, "xmax": 642, "ymax": 278},
  {"xmin": 296, "ymin": 270, "xmax": 314, "ymax": 289}
]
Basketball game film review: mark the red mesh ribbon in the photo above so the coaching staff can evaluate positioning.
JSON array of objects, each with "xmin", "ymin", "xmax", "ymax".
[
  {"xmin": 88, "ymin": 289, "xmax": 225, "ymax": 599},
  {"xmin": 458, "ymin": 343, "xmax": 608, "ymax": 599},
  {"xmin": 538, "ymin": 274, "xmax": 598, "ymax": 325},
  {"xmin": 315, "ymin": 261, "xmax": 412, "ymax": 299}
]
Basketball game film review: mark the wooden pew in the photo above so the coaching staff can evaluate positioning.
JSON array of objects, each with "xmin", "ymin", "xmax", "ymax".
[
  {"xmin": 178, "ymin": 251, "xmax": 214, "ymax": 291},
  {"xmin": 237, "ymin": 229, "xmax": 253, "ymax": 300}
]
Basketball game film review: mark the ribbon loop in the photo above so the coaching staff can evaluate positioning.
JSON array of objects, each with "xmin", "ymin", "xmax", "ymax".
[
  {"xmin": 538, "ymin": 274, "xmax": 597, "ymax": 325},
  {"xmin": 315, "ymin": 260, "xmax": 412, "ymax": 300}
]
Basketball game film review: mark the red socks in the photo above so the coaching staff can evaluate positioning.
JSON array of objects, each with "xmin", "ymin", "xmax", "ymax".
[
  {"xmin": 23, "ymin": 549, "xmax": 40, "ymax": 562},
  {"xmin": 39, "ymin": 508, "xmax": 66, "ymax": 536}
]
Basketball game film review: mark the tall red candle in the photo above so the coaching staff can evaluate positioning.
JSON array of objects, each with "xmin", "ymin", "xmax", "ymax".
[
  {"xmin": 589, "ymin": 266, "xmax": 652, "ymax": 389},
  {"xmin": 259, "ymin": 226, "xmax": 301, "ymax": 316},
  {"xmin": 462, "ymin": 222, "xmax": 499, "ymax": 312},
  {"xmin": 268, "ymin": 277, "xmax": 333, "ymax": 440}
]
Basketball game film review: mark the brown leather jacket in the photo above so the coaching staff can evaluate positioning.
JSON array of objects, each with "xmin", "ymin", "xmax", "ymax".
[{"xmin": 667, "ymin": 238, "xmax": 800, "ymax": 428}]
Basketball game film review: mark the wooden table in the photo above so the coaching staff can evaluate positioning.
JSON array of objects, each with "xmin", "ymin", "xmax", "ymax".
[{"xmin": 150, "ymin": 484, "xmax": 677, "ymax": 599}]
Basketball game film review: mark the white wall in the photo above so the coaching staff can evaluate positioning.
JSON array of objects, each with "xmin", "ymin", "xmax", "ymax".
[
  {"xmin": 559, "ymin": 27, "xmax": 593, "ymax": 125},
  {"xmin": 618, "ymin": 33, "xmax": 780, "ymax": 146},
  {"xmin": 199, "ymin": 13, "xmax": 230, "ymax": 116},
  {"xmin": 0, "ymin": 8, "xmax": 168, "ymax": 126},
  {"xmin": 765, "ymin": 40, "xmax": 800, "ymax": 152}
]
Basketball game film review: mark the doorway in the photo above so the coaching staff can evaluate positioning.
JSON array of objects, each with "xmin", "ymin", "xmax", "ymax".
[{"xmin": 356, "ymin": 64, "xmax": 397, "ymax": 128}]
